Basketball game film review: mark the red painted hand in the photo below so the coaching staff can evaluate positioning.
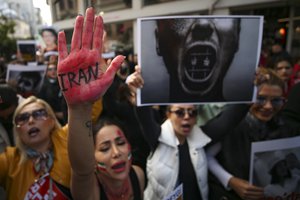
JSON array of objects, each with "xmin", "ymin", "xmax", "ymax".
[{"xmin": 57, "ymin": 8, "xmax": 124, "ymax": 105}]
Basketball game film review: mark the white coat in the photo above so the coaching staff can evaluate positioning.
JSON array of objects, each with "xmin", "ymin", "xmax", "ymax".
[{"xmin": 144, "ymin": 119, "xmax": 211, "ymax": 200}]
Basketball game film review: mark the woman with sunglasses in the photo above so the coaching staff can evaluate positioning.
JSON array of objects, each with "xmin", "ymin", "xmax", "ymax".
[
  {"xmin": 126, "ymin": 65, "xmax": 249, "ymax": 200},
  {"xmin": 56, "ymin": 8, "xmax": 145, "ymax": 200},
  {"xmin": 0, "ymin": 96, "xmax": 72, "ymax": 200},
  {"xmin": 206, "ymin": 67, "xmax": 300, "ymax": 200},
  {"xmin": 126, "ymin": 66, "xmax": 212, "ymax": 200},
  {"xmin": 0, "ymin": 9, "xmax": 103, "ymax": 197}
]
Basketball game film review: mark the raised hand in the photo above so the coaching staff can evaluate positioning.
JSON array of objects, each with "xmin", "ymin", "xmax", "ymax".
[
  {"xmin": 228, "ymin": 177, "xmax": 264, "ymax": 200},
  {"xmin": 126, "ymin": 65, "xmax": 144, "ymax": 105},
  {"xmin": 57, "ymin": 7, "xmax": 125, "ymax": 105}
]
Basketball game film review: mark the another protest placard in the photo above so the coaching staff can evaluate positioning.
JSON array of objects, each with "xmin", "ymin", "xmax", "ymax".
[
  {"xmin": 250, "ymin": 136, "xmax": 300, "ymax": 198},
  {"xmin": 137, "ymin": 16, "xmax": 263, "ymax": 105}
]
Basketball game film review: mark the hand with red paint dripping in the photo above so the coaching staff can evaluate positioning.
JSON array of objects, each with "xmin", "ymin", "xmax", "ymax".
[{"xmin": 57, "ymin": 7, "xmax": 125, "ymax": 105}]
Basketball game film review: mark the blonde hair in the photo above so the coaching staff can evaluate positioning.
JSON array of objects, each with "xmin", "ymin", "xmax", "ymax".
[{"xmin": 12, "ymin": 96, "xmax": 62, "ymax": 164}]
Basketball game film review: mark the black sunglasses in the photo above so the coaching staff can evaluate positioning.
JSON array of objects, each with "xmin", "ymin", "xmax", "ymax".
[
  {"xmin": 15, "ymin": 108, "xmax": 48, "ymax": 127},
  {"xmin": 169, "ymin": 109, "xmax": 198, "ymax": 118},
  {"xmin": 256, "ymin": 96, "xmax": 286, "ymax": 107}
]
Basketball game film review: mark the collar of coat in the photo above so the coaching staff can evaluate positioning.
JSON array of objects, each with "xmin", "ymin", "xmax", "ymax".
[{"xmin": 159, "ymin": 119, "xmax": 211, "ymax": 149}]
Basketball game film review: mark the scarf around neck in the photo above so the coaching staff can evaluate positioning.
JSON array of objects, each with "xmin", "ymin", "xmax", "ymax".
[{"xmin": 26, "ymin": 148, "xmax": 54, "ymax": 174}]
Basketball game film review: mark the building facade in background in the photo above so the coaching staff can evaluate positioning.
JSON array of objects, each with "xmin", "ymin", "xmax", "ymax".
[
  {"xmin": 49, "ymin": 0, "xmax": 300, "ymax": 59},
  {"xmin": 0, "ymin": 0, "xmax": 44, "ymax": 38}
]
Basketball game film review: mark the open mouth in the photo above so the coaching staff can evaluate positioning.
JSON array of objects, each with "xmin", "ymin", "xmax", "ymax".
[
  {"xmin": 111, "ymin": 161, "xmax": 126, "ymax": 172},
  {"xmin": 28, "ymin": 127, "xmax": 40, "ymax": 137},
  {"xmin": 181, "ymin": 123, "xmax": 192, "ymax": 133},
  {"xmin": 182, "ymin": 45, "xmax": 216, "ymax": 82},
  {"xmin": 182, "ymin": 124, "xmax": 191, "ymax": 129}
]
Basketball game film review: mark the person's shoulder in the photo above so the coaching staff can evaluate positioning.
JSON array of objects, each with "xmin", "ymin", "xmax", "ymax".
[
  {"xmin": 132, "ymin": 165, "xmax": 144, "ymax": 180},
  {"xmin": 4, "ymin": 146, "xmax": 17, "ymax": 153},
  {"xmin": 1, "ymin": 146, "xmax": 19, "ymax": 160},
  {"xmin": 132, "ymin": 165, "xmax": 145, "ymax": 191}
]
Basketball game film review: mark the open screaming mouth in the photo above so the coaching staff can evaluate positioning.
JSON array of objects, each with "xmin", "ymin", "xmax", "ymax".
[
  {"xmin": 182, "ymin": 45, "xmax": 216, "ymax": 82},
  {"xmin": 112, "ymin": 162, "xmax": 126, "ymax": 170}
]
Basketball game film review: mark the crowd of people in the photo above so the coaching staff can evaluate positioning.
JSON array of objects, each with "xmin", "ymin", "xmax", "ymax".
[{"xmin": 0, "ymin": 7, "xmax": 300, "ymax": 200}]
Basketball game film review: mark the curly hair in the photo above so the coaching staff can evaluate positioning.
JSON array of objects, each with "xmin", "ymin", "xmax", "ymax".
[{"xmin": 254, "ymin": 67, "xmax": 285, "ymax": 91}]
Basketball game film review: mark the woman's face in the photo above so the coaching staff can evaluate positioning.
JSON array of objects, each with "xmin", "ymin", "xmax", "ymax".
[
  {"xmin": 250, "ymin": 84, "xmax": 284, "ymax": 122},
  {"xmin": 42, "ymin": 30, "xmax": 57, "ymax": 47},
  {"xmin": 94, "ymin": 125, "xmax": 131, "ymax": 181},
  {"xmin": 15, "ymin": 102, "xmax": 54, "ymax": 150},
  {"xmin": 46, "ymin": 64, "xmax": 57, "ymax": 79},
  {"xmin": 167, "ymin": 104, "xmax": 197, "ymax": 141}
]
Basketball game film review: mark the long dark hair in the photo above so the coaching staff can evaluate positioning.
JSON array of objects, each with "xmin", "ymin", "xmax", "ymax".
[{"xmin": 92, "ymin": 117, "xmax": 128, "ymax": 144}]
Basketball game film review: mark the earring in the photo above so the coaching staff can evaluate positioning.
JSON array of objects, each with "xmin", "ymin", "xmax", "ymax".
[{"xmin": 128, "ymin": 152, "xmax": 132, "ymax": 161}]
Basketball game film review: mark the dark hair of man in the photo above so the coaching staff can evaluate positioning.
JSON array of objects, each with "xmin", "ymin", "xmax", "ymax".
[
  {"xmin": 0, "ymin": 83, "xmax": 18, "ymax": 110},
  {"xmin": 272, "ymin": 55, "xmax": 293, "ymax": 70},
  {"xmin": 41, "ymin": 27, "xmax": 58, "ymax": 40}
]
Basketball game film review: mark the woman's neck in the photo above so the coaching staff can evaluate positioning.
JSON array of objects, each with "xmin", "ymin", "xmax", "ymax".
[
  {"xmin": 175, "ymin": 133, "xmax": 186, "ymax": 145},
  {"xmin": 98, "ymin": 175, "xmax": 132, "ymax": 200},
  {"xmin": 31, "ymin": 139, "xmax": 52, "ymax": 153}
]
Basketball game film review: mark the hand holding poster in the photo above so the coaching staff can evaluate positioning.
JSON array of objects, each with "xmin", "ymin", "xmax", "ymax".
[
  {"xmin": 250, "ymin": 136, "xmax": 300, "ymax": 199},
  {"xmin": 137, "ymin": 16, "xmax": 263, "ymax": 105}
]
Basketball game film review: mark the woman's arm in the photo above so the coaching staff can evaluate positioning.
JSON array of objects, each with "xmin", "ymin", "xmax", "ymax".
[
  {"xmin": 68, "ymin": 105, "xmax": 95, "ymax": 199},
  {"xmin": 206, "ymin": 142, "xmax": 233, "ymax": 189},
  {"xmin": 202, "ymin": 104, "xmax": 250, "ymax": 144},
  {"xmin": 134, "ymin": 106, "xmax": 161, "ymax": 150},
  {"xmin": 126, "ymin": 67, "xmax": 161, "ymax": 150},
  {"xmin": 57, "ymin": 8, "xmax": 124, "ymax": 199},
  {"xmin": 207, "ymin": 143, "xmax": 265, "ymax": 199}
]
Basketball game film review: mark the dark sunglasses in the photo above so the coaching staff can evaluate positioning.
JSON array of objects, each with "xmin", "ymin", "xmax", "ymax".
[
  {"xmin": 169, "ymin": 109, "xmax": 198, "ymax": 118},
  {"xmin": 256, "ymin": 96, "xmax": 286, "ymax": 107},
  {"xmin": 15, "ymin": 108, "xmax": 48, "ymax": 127}
]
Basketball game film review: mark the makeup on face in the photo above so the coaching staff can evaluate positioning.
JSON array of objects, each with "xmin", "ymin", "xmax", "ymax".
[
  {"xmin": 95, "ymin": 126, "xmax": 131, "ymax": 175},
  {"xmin": 97, "ymin": 162, "xmax": 107, "ymax": 171},
  {"xmin": 116, "ymin": 129, "xmax": 132, "ymax": 161}
]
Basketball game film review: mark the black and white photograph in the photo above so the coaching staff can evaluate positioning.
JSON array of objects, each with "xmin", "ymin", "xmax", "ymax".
[
  {"xmin": 6, "ymin": 64, "xmax": 47, "ymax": 98},
  {"xmin": 137, "ymin": 16, "xmax": 263, "ymax": 105},
  {"xmin": 250, "ymin": 136, "xmax": 300, "ymax": 198},
  {"xmin": 17, "ymin": 40, "xmax": 37, "ymax": 63}
]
